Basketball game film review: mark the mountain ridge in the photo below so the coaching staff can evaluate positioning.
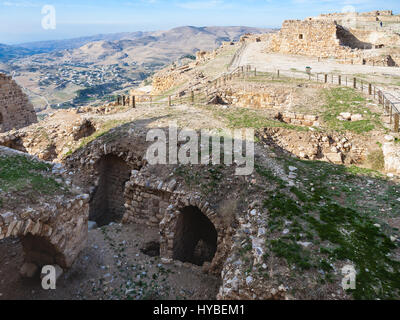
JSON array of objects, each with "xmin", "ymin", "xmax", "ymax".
[{"xmin": 2, "ymin": 26, "xmax": 274, "ymax": 60}]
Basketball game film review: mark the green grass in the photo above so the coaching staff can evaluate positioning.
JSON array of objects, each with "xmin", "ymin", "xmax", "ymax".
[
  {"xmin": 367, "ymin": 149, "xmax": 385, "ymax": 171},
  {"xmin": 262, "ymin": 178, "xmax": 400, "ymax": 299},
  {"xmin": 212, "ymin": 107, "xmax": 309, "ymax": 131},
  {"xmin": 0, "ymin": 156, "xmax": 62, "ymax": 194},
  {"xmin": 321, "ymin": 87, "xmax": 383, "ymax": 134},
  {"xmin": 254, "ymin": 152, "xmax": 400, "ymax": 299},
  {"xmin": 64, "ymin": 120, "xmax": 131, "ymax": 157},
  {"xmin": 174, "ymin": 164, "xmax": 225, "ymax": 194}
]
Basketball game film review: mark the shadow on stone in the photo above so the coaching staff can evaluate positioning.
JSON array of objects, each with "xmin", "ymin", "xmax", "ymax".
[{"xmin": 173, "ymin": 205, "xmax": 217, "ymax": 266}]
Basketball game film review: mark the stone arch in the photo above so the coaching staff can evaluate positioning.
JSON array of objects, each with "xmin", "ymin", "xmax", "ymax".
[
  {"xmin": 20, "ymin": 233, "xmax": 65, "ymax": 267},
  {"xmin": 172, "ymin": 205, "xmax": 218, "ymax": 266},
  {"xmin": 1, "ymin": 219, "xmax": 68, "ymax": 269},
  {"xmin": 160, "ymin": 195, "xmax": 227, "ymax": 271},
  {"xmin": 89, "ymin": 154, "xmax": 131, "ymax": 226}
]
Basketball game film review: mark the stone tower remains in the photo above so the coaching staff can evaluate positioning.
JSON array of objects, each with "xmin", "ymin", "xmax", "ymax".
[{"xmin": 0, "ymin": 73, "xmax": 37, "ymax": 132}]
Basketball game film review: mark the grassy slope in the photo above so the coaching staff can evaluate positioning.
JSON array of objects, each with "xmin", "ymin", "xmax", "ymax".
[
  {"xmin": 255, "ymin": 155, "xmax": 400, "ymax": 300},
  {"xmin": 0, "ymin": 155, "xmax": 64, "ymax": 208}
]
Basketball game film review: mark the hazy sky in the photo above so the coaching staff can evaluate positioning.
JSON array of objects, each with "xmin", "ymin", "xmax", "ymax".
[{"xmin": 1, "ymin": 0, "xmax": 399, "ymax": 44}]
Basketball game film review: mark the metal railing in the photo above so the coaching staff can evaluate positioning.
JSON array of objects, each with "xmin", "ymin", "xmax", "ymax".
[{"xmin": 113, "ymin": 65, "xmax": 400, "ymax": 132}]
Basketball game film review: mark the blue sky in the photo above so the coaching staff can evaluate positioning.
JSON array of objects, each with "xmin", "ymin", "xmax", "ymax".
[{"xmin": 0, "ymin": 0, "xmax": 399, "ymax": 44}]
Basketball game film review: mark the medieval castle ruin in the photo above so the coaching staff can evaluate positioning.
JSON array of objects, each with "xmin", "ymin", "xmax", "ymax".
[
  {"xmin": 266, "ymin": 10, "xmax": 400, "ymax": 67},
  {"xmin": 0, "ymin": 73, "xmax": 37, "ymax": 133},
  {"xmin": 1, "ymin": 9, "xmax": 400, "ymax": 301}
]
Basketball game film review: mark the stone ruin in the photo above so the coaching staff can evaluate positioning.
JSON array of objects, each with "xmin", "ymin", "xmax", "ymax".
[
  {"xmin": 0, "ymin": 73, "xmax": 37, "ymax": 133},
  {"xmin": 64, "ymin": 129, "xmax": 233, "ymax": 274},
  {"xmin": 315, "ymin": 10, "xmax": 398, "ymax": 23},
  {"xmin": 0, "ymin": 147, "xmax": 89, "ymax": 277},
  {"xmin": 266, "ymin": 18, "xmax": 398, "ymax": 67}
]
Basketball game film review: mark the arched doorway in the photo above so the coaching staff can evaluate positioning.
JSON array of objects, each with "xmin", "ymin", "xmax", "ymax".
[
  {"xmin": 89, "ymin": 154, "xmax": 130, "ymax": 226},
  {"xmin": 173, "ymin": 206, "xmax": 218, "ymax": 266},
  {"xmin": 21, "ymin": 234, "xmax": 62, "ymax": 266}
]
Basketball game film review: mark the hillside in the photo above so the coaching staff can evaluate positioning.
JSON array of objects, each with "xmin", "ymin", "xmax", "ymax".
[
  {"xmin": 0, "ymin": 44, "xmax": 40, "ymax": 62},
  {"xmin": 2, "ymin": 26, "xmax": 273, "ymax": 111},
  {"xmin": 3, "ymin": 26, "xmax": 273, "ymax": 63}
]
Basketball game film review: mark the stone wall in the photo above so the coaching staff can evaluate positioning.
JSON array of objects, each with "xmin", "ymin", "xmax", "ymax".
[
  {"xmin": 214, "ymin": 87, "xmax": 292, "ymax": 109},
  {"xmin": 0, "ymin": 194, "xmax": 89, "ymax": 268},
  {"xmin": 275, "ymin": 111, "xmax": 319, "ymax": 127},
  {"xmin": 89, "ymin": 154, "xmax": 131, "ymax": 226},
  {"xmin": 0, "ymin": 73, "xmax": 37, "ymax": 133},
  {"xmin": 315, "ymin": 11, "xmax": 399, "ymax": 23},
  {"xmin": 0, "ymin": 147, "xmax": 89, "ymax": 270},
  {"xmin": 266, "ymin": 19, "xmax": 398, "ymax": 67},
  {"xmin": 122, "ymin": 170, "xmax": 231, "ymax": 273},
  {"xmin": 267, "ymin": 20, "xmax": 357, "ymax": 59},
  {"xmin": 122, "ymin": 172, "xmax": 174, "ymax": 227},
  {"xmin": 362, "ymin": 55, "xmax": 397, "ymax": 67},
  {"xmin": 382, "ymin": 135, "xmax": 400, "ymax": 174},
  {"xmin": 348, "ymin": 28, "xmax": 400, "ymax": 47},
  {"xmin": 257, "ymin": 127, "xmax": 367, "ymax": 165}
]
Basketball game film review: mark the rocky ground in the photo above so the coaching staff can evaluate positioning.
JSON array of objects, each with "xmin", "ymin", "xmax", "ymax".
[{"xmin": 0, "ymin": 223, "xmax": 220, "ymax": 300}]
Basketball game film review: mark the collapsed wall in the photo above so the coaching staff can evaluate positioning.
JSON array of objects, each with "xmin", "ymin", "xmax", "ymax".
[{"xmin": 0, "ymin": 73, "xmax": 37, "ymax": 133}]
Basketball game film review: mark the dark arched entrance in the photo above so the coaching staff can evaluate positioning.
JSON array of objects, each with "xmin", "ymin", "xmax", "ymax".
[
  {"xmin": 173, "ymin": 206, "xmax": 218, "ymax": 266},
  {"xmin": 89, "ymin": 154, "xmax": 130, "ymax": 226},
  {"xmin": 21, "ymin": 234, "xmax": 62, "ymax": 266},
  {"xmin": 0, "ymin": 112, "xmax": 3, "ymax": 131}
]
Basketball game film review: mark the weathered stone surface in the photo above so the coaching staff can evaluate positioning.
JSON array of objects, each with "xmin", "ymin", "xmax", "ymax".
[
  {"xmin": 0, "ymin": 73, "xmax": 37, "ymax": 133},
  {"xmin": 383, "ymin": 141, "xmax": 400, "ymax": 174},
  {"xmin": 264, "ymin": 18, "xmax": 398, "ymax": 67}
]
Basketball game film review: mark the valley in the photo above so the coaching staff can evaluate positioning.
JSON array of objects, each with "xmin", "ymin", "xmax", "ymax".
[{"xmin": 0, "ymin": 26, "xmax": 273, "ymax": 112}]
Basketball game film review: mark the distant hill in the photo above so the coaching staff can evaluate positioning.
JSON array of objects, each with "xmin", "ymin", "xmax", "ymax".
[
  {"xmin": 15, "ymin": 31, "xmax": 149, "ymax": 53},
  {"xmin": 8, "ymin": 26, "xmax": 273, "ymax": 58},
  {"xmin": 10, "ymin": 26, "xmax": 274, "ymax": 66},
  {"xmin": 5, "ymin": 26, "xmax": 275, "ymax": 111},
  {"xmin": 0, "ymin": 43, "xmax": 40, "ymax": 61}
]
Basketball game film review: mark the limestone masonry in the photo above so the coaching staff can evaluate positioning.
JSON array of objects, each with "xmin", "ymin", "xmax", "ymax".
[
  {"xmin": 0, "ymin": 73, "xmax": 37, "ymax": 133},
  {"xmin": 265, "ymin": 16, "xmax": 399, "ymax": 67}
]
